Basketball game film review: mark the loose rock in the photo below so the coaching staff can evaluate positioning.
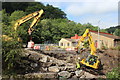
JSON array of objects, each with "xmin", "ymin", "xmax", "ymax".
[
  {"xmin": 24, "ymin": 72, "xmax": 57, "ymax": 78},
  {"xmin": 57, "ymin": 60, "xmax": 65, "ymax": 66},
  {"xmin": 75, "ymin": 70, "xmax": 84, "ymax": 77},
  {"xmin": 41, "ymin": 67, "xmax": 48, "ymax": 72},
  {"xmin": 42, "ymin": 62, "xmax": 53, "ymax": 67},
  {"xmin": 59, "ymin": 67, "xmax": 66, "ymax": 71},
  {"xmin": 40, "ymin": 56, "xmax": 49, "ymax": 63},
  {"xmin": 58, "ymin": 71, "xmax": 71, "ymax": 78},
  {"xmin": 48, "ymin": 66, "xmax": 59, "ymax": 72},
  {"xmin": 80, "ymin": 75, "xmax": 86, "ymax": 78},
  {"xmin": 65, "ymin": 65, "xmax": 76, "ymax": 71},
  {"xmin": 84, "ymin": 72, "xmax": 96, "ymax": 78}
]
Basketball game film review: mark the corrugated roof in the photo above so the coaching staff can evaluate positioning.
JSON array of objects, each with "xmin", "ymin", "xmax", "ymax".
[{"xmin": 90, "ymin": 30, "xmax": 120, "ymax": 39}]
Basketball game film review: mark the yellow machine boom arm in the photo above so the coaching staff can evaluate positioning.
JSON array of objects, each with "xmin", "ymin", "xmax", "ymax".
[
  {"xmin": 76, "ymin": 29, "xmax": 96, "ymax": 55},
  {"xmin": 2, "ymin": 9, "xmax": 44, "ymax": 41},
  {"xmin": 14, "ymin": 9, "xmax": 44, "ymax": 35}
]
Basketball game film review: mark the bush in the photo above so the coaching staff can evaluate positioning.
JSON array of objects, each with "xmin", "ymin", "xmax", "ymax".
[
  {"xmin": 2, "ymin": 37, "xmax": 23, "ymax": 75},
  {"xmin": 106, "ymin": 67, "xmax": 120, "ymax": 79}
]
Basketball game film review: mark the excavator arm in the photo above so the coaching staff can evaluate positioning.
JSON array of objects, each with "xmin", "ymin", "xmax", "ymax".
[
  {"xmin": 14, "ymin": 9, "xmax": 44, "ymax": 35},
  {"xmin": 76, "ymin": 29, "xmax": 96, "ymax": 55},
  {"xmin": 2, "ymin": 9, "xmax": 44, "ymax": 42}
]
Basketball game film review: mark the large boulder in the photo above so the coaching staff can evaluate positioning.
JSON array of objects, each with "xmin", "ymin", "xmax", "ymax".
[
  {"xmin": 65, "ymin": 65, "xmax": 76, "ymax": 71},
  {"xmin": 48, "ymin": 66, "xmax": 59, "ymax": 72}
]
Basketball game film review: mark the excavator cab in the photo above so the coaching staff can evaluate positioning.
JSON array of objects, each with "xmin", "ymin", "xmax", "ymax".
[{"xmin": 80, "ymin": 54, "xmax": 100, "ymax": 69}]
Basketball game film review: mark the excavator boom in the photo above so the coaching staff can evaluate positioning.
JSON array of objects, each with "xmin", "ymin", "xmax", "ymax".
[
  {"xmin": 14, "ymin": 9, "xmax": 44, "ymax": 35},
  {"xmin": 76, "ymin": 29, "xmax": 96, "ymax": 55},
  {"xmin": 2, "ymin": 9, "xmax": 44, "ymax": 42}
]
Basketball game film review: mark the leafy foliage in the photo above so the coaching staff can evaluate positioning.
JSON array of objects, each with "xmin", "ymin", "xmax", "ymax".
[
  {"xmin": 9, "ymin": 10, "xmax": 28, "ymax": 43},
  {"xmin": 32, "ymin": 19, "xmax": 98, "ymax": 43},
  {"xmin": 9, "ymin": 10, "xmax": 26, "ymax": 21},
  {"xmin": 2, "ymin": 2, "xmax": 29, "ymax": 14},
  {"xmin": 113, "ymin": 29, "xmax": 120, "ymax": 36},
  {"xmin": 100, "ymin": 29, "xmax": 107, "ymax": 33},
  {"xmin": 2, "ymin": 35, "xmax": 23, "ymax": 75},
  {"xmin": 105, "ymin": 25, "xmax": 120, "ymax": 36},
  {"xmin": 1, "ymin": 9, "xmax": 10, "ymax": 25},
  {"xmin": 1, "ymin": 10, "xmax": 23, "ymax": 74},
  {"xmin": 106, "ymin": 67, "xmax": 120, "ymax": 79}
]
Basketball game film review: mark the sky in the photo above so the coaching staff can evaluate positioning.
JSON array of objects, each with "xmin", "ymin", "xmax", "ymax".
[{"xmin": 35, "ymin": 0, "xmax": 119, "ymax": 29}]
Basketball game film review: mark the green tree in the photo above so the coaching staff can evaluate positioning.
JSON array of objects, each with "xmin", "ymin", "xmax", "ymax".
[
  {"xmin": 9, "ymin": 10, "xmax": 30, "ymax": 43},
  {"xmin": 2, "ymin": 2, "xmax": 29, "ymax": 14},
  {"xmin": 25, "ymin": 2, "xmax": 45, "ymax": 14},
  {"xmin": 113, "ymin": 29, "xmax": 120, "ymax": 36},
  {"xmin": 2, "ymin": 2, "xmax": 67, "ymax": 19},
  {"xmin": 32, "ymin": 19, "xmax": 98, "ymax": 44},
  {"xmin": 100, "ymin": 29, "xmax": 107, "ymax": 33},
  {"xmin": 105, "ymin": 25, "xmax": 120, "ymax": 34},
  {"xmin": 2, "ymin": 38, "xmax": 23, "ymax": 75},
  {"xmin": 44, "ymin": 4, "xmax": 66, "ymax": 19},
  {"xmin": 0, "ymin": 9, "xmax": 9, "ymax": 25},
  {"xmin": 9, "ymin": 10, "xmax": 26, "ymax": 21}
]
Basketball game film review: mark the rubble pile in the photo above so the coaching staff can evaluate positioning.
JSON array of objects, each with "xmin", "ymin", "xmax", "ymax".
[{"xmin": 19, "ymin": 48, "xmax": 107, "ymax": 79}]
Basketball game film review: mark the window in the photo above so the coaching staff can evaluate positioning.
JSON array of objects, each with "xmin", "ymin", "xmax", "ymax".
[
  {"xmin": 61, "ymin": 43, "xmax": 63, "ymax": 46},
  {"xmin": 67, "ymin": 43, "xmax": 70, "ymax": 46},
  {"xmin": 72, "ymin": 42, "xmax": 78, "ymax": 46}
]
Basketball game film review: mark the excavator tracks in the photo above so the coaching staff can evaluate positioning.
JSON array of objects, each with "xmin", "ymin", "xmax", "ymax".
[{"xmin": 80, "ymin": 64, "xmax": 104, "ymax": 75}]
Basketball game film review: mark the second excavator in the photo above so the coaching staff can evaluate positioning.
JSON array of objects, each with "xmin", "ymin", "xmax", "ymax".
[{"xmin": 76, "ymin": 29, "xmax": 102, "ymax": 74}]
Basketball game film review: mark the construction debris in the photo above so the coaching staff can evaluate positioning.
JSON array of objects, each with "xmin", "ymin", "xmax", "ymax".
[
  {"xmin": 48, "ymin": 66, "xmax": 60, "ymax": 72},
  {"xmin": 58, "ymin": 71, "xmax": 71, "ymax": 78},
  {"xmin": 24, "ymin": 72, "xmax": 57, "ymax": 78},
  {"xmin": 6, "ymin": 48, "xmax": 118, "ymax": 79},
  {"xmin": 75, "ymin": 70, "xmax": 84, "ymax": 77}
]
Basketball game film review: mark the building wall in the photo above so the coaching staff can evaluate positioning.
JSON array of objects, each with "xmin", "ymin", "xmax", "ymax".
[
  {"xmin": 59, "ymin": 32, "xmax": 117, "ymax": 49},
  {"xmin": 59, "ymin": 38, "xmax": 72, "ymax": 48},
  {"xmin": 91, "ymin": 32, "xmax": 114, "ymax": 48}
]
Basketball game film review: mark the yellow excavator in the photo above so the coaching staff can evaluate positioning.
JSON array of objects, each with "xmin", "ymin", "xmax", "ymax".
[
  {"xmin": 76, "ymin": 29, "xmax": 100, "ymax": 70},
  {"xmin": 2, "ymin": 9, "xmax": 44, "ymax": 41}
]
